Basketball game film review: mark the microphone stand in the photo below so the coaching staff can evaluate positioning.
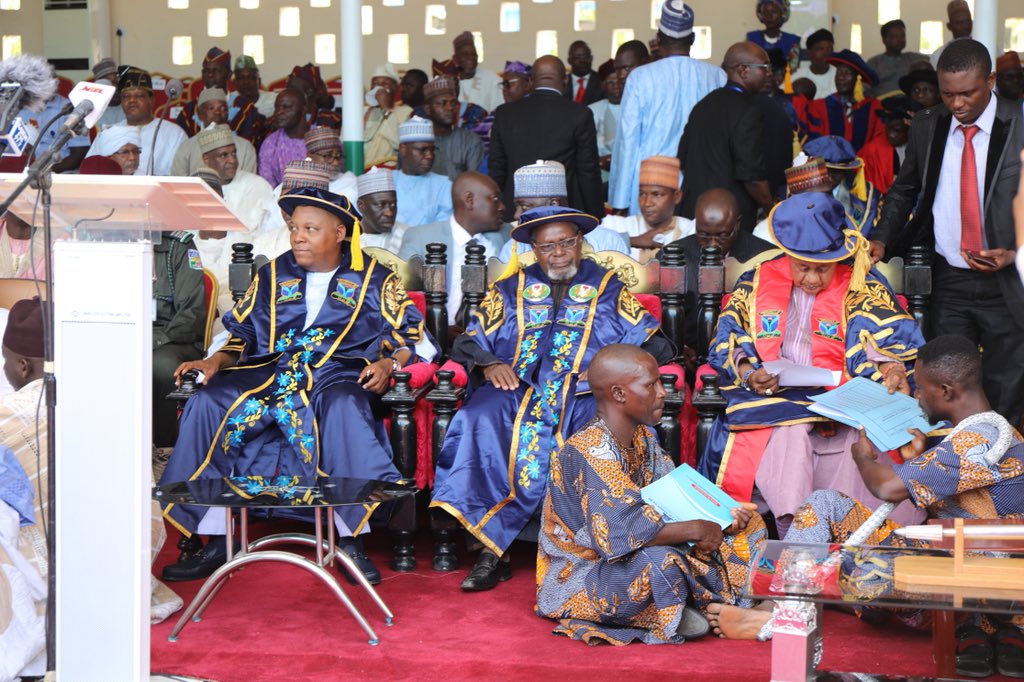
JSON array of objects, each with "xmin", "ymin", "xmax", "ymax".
[{"xmin": 0, "ymin": 111, "xmax": 90, "ymax": 676}]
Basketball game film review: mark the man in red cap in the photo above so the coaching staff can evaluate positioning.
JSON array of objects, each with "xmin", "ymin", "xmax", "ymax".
[
  {"xmin": 795, "ymin": 49, "xmax": 885, "ymax": 152},
  {"xmin": 175, "ymin": 47, "xmax": 266, "ymax": 145}
]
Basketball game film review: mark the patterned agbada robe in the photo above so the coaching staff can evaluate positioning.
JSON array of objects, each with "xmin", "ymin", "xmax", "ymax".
[
  {"xmin": 786, "ymin": 412, "xmax": 1024, "ymax": 630},
  {"xmin": 536, "ymin": 419, "xmax": 767, "ymax": 645},
  {"xmin": 431, "ymin": 259, "xmax": 665, "ymax": 556},
  {"xmin": 698, "ymin": 256, "xmax": 925, "ymax": 501},
  {"xmin": 161, "ymin": 250, "xmax": 434, "ymax": 536}
]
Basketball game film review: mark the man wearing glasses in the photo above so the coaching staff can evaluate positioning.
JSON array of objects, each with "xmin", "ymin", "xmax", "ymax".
[
  {"xmin": 431, "ymin": 206, "xmax": 675, "ymax": 592},
  {"xmin": 677, "ymin": 42, "xmax": 776, "ymax": 233}
]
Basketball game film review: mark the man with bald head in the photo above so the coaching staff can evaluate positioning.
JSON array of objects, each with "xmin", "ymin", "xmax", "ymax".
[
  {"xmin": 664, "ymin": 188, "xmax": 774, "ymax": 354},
  {"xmin": 489, "ymin": 55, "xmax": 603, "ymax": 221},
  {"xmin": 399, "ymin": 171, "xmax": 511, "ymax": 323},
  {"xmin": 678, "ymin": 42, "xmax": 777, "ymax": 233},
  {"xmin": 431, "ymin": 209, "xmax": 676, "ymax": 592},
  {"xmin": 536, "ymin": 344, "xmax": 766, "ymax": 644}
]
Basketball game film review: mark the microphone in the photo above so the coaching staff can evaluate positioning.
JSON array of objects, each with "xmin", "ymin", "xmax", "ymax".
[
  {"xmin": 0, "ymin": 54, "xmax": 59, "ymax": 114},
  {"xmin": 164, "ymin": 78, "xmax": 184, "ymax": 102},
  {"xmin": 66, "ymin": 81, "xmax": 115, "ymax": 130}
]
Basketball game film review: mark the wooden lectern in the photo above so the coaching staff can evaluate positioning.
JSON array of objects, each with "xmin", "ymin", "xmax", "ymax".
[{"xmin": 0, "ymin": 172, "xmax": 244, "ymax": 680}]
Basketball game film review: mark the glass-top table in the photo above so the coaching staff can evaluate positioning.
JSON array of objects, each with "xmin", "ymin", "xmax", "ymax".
[
  {"xmin": 154, "ymin": 476, "xmax": 416, "ymax": 646},
  {"xmin": 744, "ymin": 540, "xmax": 1024, "ymax": 680}
]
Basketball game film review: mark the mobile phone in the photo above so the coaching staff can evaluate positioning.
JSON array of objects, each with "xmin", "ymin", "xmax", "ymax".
[
  {"xmin": 359, "ymin": 371, "xmax": 373, "ymax": 385},
  {"xmin": 967, "ymin": 251, "xmax": 998, "ymax": 267}
]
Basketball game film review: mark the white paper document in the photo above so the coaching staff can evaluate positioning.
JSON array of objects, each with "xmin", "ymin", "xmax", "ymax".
[{"xmin": 762, "ymin": 359, "xmax": 841, "ymax": 387}]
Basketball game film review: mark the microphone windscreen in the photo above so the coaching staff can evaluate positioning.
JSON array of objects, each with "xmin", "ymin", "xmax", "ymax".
[
  {"xmin": 165, "ymin": 78, "xmax": 184, "ymax": 101},
  {"xmin": 0, "ymin": 54, "xmax": 58, "ymax": 113}
]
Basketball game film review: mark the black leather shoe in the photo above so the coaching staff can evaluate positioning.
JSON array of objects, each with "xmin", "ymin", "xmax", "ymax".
[
  {"xmin": 338, "ymin": 536, "xmax": 381, "ymax": 585},
  {"xmin": 162, "ymin": 536, "xmax": 229, "ymax": 582},
  {"xmin": 459, "ymin": 552, "xmax": 511, "ymax": 592},
  {"xmin": 176, "ymin": 534, "xmax": 203, "ymax": 563}
]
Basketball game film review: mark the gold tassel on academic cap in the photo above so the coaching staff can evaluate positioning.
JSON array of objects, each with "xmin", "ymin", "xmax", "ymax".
[
  {"xmin": 350, "ymin": 217, "xmax": 364, "ymax": 271},
  {"xmin": 497, "ymin": 243, "xmax": 518, "ymax": 281},
  {"xmin": 783, "ymin": 63, "xmax": 793, "ymax": 94},
  {"xmin": 852, "ymin": 159, "xmax": 867, "ymax": 203}
]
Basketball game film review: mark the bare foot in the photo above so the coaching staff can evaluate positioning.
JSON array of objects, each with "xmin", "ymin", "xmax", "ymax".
[{"xmin": 705, "ymin": 602, "xmax": 772, "ymax": 640}]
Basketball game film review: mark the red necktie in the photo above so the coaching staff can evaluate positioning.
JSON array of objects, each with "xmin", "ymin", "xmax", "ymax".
[
  {"xmin": 958, "ymin": 124, "xmax": 983, "ymax": 253},
  {"xmin": 575, "ymin": 77, "xmax": 585, "ymax": 104}
]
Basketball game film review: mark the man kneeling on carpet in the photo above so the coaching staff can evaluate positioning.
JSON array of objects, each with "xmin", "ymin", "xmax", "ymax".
[
  {"xmin": 706, "ymin": 335, "xmax": 1024, "ymax": 679},
  {"xmin": 159, "ymin": 186, "xmax": 437, "ymax": 585},
  {"xmin": 535, "ymin": 344, "xmax": 768, "ymax": 645}
]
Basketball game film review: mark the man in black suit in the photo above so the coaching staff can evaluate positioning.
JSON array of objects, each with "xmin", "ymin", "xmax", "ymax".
[
  {"xmin": 489, "ymin": 55, "xmax": 603, "ymax": 221},
  {"xmin": 563, "ymin": 40, "xmax": 604, "ymax": 106},
  {"xmin": 870, "ymin": 38, "xmax": 1024, "ymax": 424},
  {"xmin": 677, "ymin": 41, "xmax": 776, "ymax": 232}
]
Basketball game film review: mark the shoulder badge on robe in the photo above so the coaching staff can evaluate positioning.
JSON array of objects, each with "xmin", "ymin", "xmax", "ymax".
[
  {"xmin": 617, "ymin": 288, "xmax": 646, "ymax": 326},
  {"xmin": 524, "ymin": 305, "xmax": 551, "ymax": 330},
  {"xmin": 187, "ymin": 249, "xmax": 203, "ymax": 271},
  {"xmin": 757, "ymin": 309, "xmax": 782, "ymax": 338},
  {"xmin": 381, "ymin": 272, "xmax": 411, "ymax": 327},
  {"xmin": 277, "ymin": 278, "xmax": 302, "ymax": 304},
  {"xmin": 478, "ymin": 287, "xmax": 505, "ymax": 334},
  {"xmin": 332, "ymin": 278, "xmax": 359, "ymax": 308},
  {"xmin": 814, "ymin": 318, "xmax": 842, "ymax": 342},
  {"xmin": 568, "ymin": 284, "xmax": 597, "ymax": 303},
  {"xmin": 522, "ymin": 282, "xmax": 550, "ymax": 302}
]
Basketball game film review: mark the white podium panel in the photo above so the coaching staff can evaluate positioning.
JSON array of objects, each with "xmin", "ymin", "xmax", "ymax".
[{"xmin": 53, "ymin": 241, "xmax": 152, "ymax": 679}]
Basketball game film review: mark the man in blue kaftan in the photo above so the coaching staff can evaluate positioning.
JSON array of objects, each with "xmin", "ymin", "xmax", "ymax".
[
  {"xmin": 160, "ymin": 187, "xmax": 436, "ymax": 583},
  {"xmin": 430, "ymin": 206, "xmax": 675, "ymax": 591}
]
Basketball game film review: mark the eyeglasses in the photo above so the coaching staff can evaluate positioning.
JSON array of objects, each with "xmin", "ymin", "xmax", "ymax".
[
  {"xmin": 696, "ymin": 227, "xmax": 739, "ymax": 243},
  {"xmin": 532, "ymin": 235, "xmax": 581, "ymax": 255},
  {"xmin": 726, "ymin": 63, "xmax": 771, "ymax": 71},
  {"xmin": 500, "ymin": 78, "xmax": 525, "ymax": 88},
  {"xmin": 312, "ymin": 151, "xmax": 343, "ymax": 161}
]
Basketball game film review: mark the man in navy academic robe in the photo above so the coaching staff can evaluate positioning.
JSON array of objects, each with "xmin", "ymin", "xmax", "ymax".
[
  {"xmin": 160, "ymin": 187, "xmax": 436, "ymax": 583},
  {"xmin": 430, "ymin": 206, "xmax": 675, "ymax": 591}
]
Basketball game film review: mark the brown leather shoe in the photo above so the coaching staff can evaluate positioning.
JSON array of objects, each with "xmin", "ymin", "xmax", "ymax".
[{"xmin": 459, "ymin": 551, "xmax": 512, "ymax": 591}]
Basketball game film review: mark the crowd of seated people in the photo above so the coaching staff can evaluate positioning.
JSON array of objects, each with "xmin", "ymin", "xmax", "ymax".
[{"xmin": 2, "ymin": 0, "xmax": 1024, "ymax": 677}]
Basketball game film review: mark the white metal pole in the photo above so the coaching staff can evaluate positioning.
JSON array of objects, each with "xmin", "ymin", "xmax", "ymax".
[{"xmin": 341, "ymin": 0, "xmax": 364, "ymax": 174}]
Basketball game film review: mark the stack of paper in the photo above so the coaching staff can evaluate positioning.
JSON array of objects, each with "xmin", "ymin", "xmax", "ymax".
[
  {"xmin": 762, "ymin": 359, "xmax": 842, "ymax": 387},
  {"xmin": 641, "ymin": 464, "xmax": 738, "ymax": 529},
  {"xmin": 808, "ymin": 377, "xmax": 940, "ymax": 451}
]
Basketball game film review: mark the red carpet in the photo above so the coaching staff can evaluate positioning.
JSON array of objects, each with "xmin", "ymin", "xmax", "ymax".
[{"xmin": 149, "ymin": 521, "xmax": 983, "ymax": 682}]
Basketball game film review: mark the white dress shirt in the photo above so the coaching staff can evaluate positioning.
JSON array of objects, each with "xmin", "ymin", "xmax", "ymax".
[
  {"xmin": 447, "ymin": 216, "xmax": 496, "ymax": 323},
  {"xmin": 932, "ymin": 93, "xmax": 997, "ymax": 269}
]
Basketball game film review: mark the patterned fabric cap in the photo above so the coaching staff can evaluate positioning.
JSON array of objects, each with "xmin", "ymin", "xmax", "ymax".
[
  {"xmin": 502, "ymin": 60, "xmax": 531, "ymax": 77},
  {"xmin": 304, "ymin": 126, "xmax": 342, "ymax": 154},
  {"xmin": 357, "ymin": 166, "xmax": 395, "ymax": 198},
  {"xmin": 398, "ymin": 116, "xmax": 435, "ymax": 143},
  {"xmin": 92, "ymin": 57, "xmax": 117, "ymax": 82},
  {"xmin": 234, "ymin": 54, "xmax": 258, "ymax": 72},
  {"xmin": 658, "ymin": 0, "xmax": 694, "ymax": 39},
  {"xmin": 197, "ymin": 87, "xmax": 228, "ymax": 107},
  {"xmin": 118, "ymin": 66, "xmax": 153, "ymax": 93},
  {"xmin": 756, "ymin": 0, "xmax": 790, "ymax": 23},
  {"xmin": 204, "ymin": 47, "xmax": 231, "ymax": 67},
  {"xmin": 638, "ymin": 156, "xmax": 681, "ymax": 189},
  {"xmin": 196, "ymin": 124, "xmax": 235, "ymax": 155},
  {"xmin": 453, "ymin": 31, "xmax": 475, "ymax": 51},
  {"xmin": 192, "ymin": 167, "xmax": 223, "ymax": 196},
  {"xmin": 784, "ymin": 158, "xmax": 830, "ymax": 193},
  {"xmin": 291, "ymin": 62, "xmax": 324, "ymax": 88},
  {"xmin": 423, "ymin": 76, "xmax": 458, "ymax": 101},
  {"xmin": 514, "ymin": 160, "xmax": 567, "ymax": 199},
  {"xmin": 281, "ymin": 160, "xmax": 332, "ymax": 192}
]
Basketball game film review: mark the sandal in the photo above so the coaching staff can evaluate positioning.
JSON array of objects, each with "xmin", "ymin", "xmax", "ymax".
[
  {"xmin": 956, "ymin": 624, "xmax": 995, "ymax": 678},
  {"xmin": 995, "ymin": 628, "xmax": 1024, "ymax": 679}
]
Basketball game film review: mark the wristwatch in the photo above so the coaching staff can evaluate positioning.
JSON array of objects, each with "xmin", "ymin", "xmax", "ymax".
[
  {"xmin": 740, "ymin": 367, "xmax": 756, "ymax": 390},
  {"xmin": 389, "ymin": 356, "xmax": 401, "ymax": 374}
]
